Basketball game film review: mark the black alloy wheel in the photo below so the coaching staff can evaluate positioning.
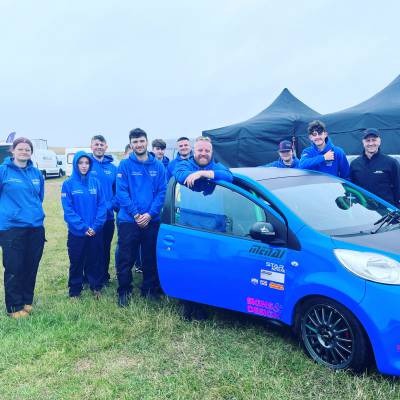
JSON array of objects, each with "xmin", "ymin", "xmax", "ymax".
[{"xmin": 298, "ymin": 297, "xmax": 370, "ymax": 372}]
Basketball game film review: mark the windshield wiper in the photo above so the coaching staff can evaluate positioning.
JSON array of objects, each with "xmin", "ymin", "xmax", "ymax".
[{"xmin": 372, "ymin": 210, "xmax": 400, "ymax": 234}]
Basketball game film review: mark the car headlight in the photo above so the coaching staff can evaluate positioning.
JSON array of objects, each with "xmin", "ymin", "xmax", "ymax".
[{"xmin": 334, "ymin": 249, "xmax": 400, "ymax": 285}]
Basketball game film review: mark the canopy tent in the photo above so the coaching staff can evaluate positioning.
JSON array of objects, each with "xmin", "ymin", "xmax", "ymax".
[
  {"xmin": 203, "ymin": 89, "xmax": 320, "ymax": 167},
  {"xmin": 296, "ymin": 75, "xmax": 400, "ymax": 155}
]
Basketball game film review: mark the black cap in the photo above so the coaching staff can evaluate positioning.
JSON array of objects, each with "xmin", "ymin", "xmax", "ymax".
[
  {"xmin": 363, "ymin": 128, "xmax": 380, "ymax": 139},
  {"xmin": 278, "ymin": 140, "xmax": 292, "ymax": 152}
]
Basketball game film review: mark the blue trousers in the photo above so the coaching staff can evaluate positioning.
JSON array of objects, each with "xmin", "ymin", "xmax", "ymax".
[
  {"xmin": 116, "ymin": 221, "xmax": 159, "ymax": 296},
  {"xmin": 67, "ymin": 231, "xmax": 104, "ymax": 296}
]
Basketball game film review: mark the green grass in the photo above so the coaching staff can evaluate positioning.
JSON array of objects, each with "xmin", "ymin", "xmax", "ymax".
[{"xmin": 0, "ymin": 178, "xmax": 399, "ymax": 399}]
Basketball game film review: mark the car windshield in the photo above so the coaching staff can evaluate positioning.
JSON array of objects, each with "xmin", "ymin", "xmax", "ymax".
[{"xmin": 260, "ymin": 175, "xmax": 394, "ymax": 236}]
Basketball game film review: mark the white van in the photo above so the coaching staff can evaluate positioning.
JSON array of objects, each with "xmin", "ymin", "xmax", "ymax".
[{"xmin": 31, "ymin": 139, "xmax": 61, "ymax": 179}]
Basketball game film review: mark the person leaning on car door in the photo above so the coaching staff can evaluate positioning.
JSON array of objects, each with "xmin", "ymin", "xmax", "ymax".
[
  {"xmin": 174, "ymin": 136, "xmax": 233, "ymax": 320},
  {"xmin": 0, "ymin": 137, "xmax": 46, "ymax": 318},
  {"xmin": 350, "ymin": 128, "xmax": 400, "ymax": 207}
]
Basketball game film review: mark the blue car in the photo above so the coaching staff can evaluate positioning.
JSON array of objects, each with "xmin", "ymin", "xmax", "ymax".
[{"xmin": 157, "ymin": 168, "xmax": 400, "ymax": 375}]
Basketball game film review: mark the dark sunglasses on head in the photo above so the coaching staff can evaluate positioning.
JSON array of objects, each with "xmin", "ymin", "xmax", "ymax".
[{"xmin": 309, "ymin": 126, "xmax": 324, "ymax": 136}]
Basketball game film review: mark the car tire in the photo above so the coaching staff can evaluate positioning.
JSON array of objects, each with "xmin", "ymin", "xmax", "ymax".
[
  {"xmin": 42, "ymin": 171, "xmax": 47, "ymax": 180},
  {"xmin": 296, "ymin": 297, "xmax": 371, "ymax": 372}
]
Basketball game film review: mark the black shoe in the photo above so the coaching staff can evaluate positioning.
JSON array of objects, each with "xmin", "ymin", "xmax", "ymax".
[{"xmin": 118, "ymin": 293, "xmax": 130, "ymax": 308}]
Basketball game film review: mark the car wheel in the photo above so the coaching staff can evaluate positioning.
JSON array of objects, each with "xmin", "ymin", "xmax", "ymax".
[
  {"xmin": 42, "ymin": 171, "xmax": 47, "ymax": 179},
  {"xmin": 297, "ymin": 297, "xmax": 370, "ymax": 372}
]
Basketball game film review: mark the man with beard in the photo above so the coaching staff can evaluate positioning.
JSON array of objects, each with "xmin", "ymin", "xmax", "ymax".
[
  {"xmin": 350, "ymin": 128, "xmax": 400, "ymax": 207},
  {"xmin": 174, "ymin": 136, "xmax": 232, "ymax": 321},
  {"xmin": 174, "ymin": 136, "xmax": 233, "ymax": 189},
  {"xmin": 115, "ymin": 128, "xmax": 167, "ymax": 306}
]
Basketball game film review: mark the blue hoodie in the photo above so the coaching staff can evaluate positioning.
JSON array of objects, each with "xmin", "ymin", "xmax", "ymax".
[
  {"xmin": 61, "ymin": 151, "xmax": 106, "ymax": 236},
  {"xmin": 0, "ymin": 157, "xmax": 45, "ymax": 230},
  {"xmin": 166, "ymin": 151, "xmax": 193, "ymax": 181},
  {"xmin": 174, "ymin": 157, "xmax": 233, "ymax": 192},
  {"xmin": 89, "ymin": 154, "xmax": 117, "ymax": 221},
  {"xmin": 149, "ymin": 152, "xmax": 170, "ymax": 170},
  {"xmin": 116, "ymin": 152, "xmax": 167, "ymax": 223},
  {"xmin": 264, "ymin": 157, "xmax": 299, "ymax": 168},
  {"xmin": 299, "ymin": 138, "xmax": 350, "ymax": 178}
]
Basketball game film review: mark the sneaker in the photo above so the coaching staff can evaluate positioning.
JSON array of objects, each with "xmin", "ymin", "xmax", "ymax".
[
  {"xmin": 23, "ymin": 304, "xmax": 33, "ymax": 313},
  {"xmin": 118, "ymin": 293, "xmax": 130, "ymax": 308},
  {"xmin": 8, "ymin": 310, "xmax": 29, "ymax": 319}
]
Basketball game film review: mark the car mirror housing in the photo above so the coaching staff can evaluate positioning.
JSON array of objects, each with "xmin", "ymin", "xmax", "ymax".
[{"xmin": 250, "ymin": 222, "xmax": 276, "ymax": 243}]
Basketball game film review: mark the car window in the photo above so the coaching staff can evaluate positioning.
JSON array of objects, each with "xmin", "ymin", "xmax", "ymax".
[{"xmin": 175, "ymin": 183, "xmax": 266, "ymax": 237}]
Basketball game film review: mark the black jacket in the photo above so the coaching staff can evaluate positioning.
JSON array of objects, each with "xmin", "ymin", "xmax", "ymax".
[{"xmin": 350, "ymin": 151, "xmax": 400, "ymax": 207}]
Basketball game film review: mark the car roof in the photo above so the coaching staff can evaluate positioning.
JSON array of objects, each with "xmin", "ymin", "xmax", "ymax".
[{"xmin": 231, "ymin": 167, "xmax": 323, "ymax": 182}]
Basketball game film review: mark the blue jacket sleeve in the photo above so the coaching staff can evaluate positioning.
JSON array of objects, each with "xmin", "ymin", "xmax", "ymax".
[
  {"xmin": 338, "ymin": 150, "xmax": 350, "ymax": 179},
  {"xmin": 299, "ymin": 150, "xmax": 325, "ymax": 170},
  {"xmin": 61, "ymin": 181, "xmax": 89, "ymax": 233},
  {"xmin": 214, "ymin": 164, "xmax": 233, "ymax": 182},
  {"xmin": 149, "ymin": 165, "xmax": 167, "ymax": 218},
  {"xmin": 93, "ymin": 182, "xmax": 107, "ymax": 233},
  {"xmin": 174, "ymin": 160, "xmax": 194, "ymax": 184},
  {"xmin": 116, "ymin": 162, "xmax": 139, "ymax": 217}
]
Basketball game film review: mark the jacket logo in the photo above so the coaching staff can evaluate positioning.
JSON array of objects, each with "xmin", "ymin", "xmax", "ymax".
[
  {"xmin": 6, "ymin": 178, "xmax": 22, "ymax": 183},
  {"xmin": 149, "ymin": 171, "xmax": 158, "ymax": 177},
  {"xmin": 131, "ymin": 172, "xmax": 143, "ymax": 176},
  {"xmin": 89, "ymin": 188, "xmax": 97, "ymax": 195},
  {"xmin": 373, "ymin": 170, "xmax": 384, "ymax": 174},
  {"xmin": 31, "ymin": 179, "xmax": 40, "ymax": 185},
  {"xmin": 71, "ymin": 190, "xmax": 84, "ymax": 195}
]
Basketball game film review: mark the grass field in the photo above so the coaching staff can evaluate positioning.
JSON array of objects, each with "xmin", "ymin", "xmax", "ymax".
[{"xmin": 0, "ymin": 178, "xmax": 399, "ymax": 400}]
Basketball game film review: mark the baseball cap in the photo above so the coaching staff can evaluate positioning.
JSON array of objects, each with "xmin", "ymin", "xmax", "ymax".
[
  {"xmin": 278, "ymin": 140, "xmax": 292, "ymax": 152},
  {"xmin": 363, "ymin": 128, "xmax": 380, "ymax": 139}
]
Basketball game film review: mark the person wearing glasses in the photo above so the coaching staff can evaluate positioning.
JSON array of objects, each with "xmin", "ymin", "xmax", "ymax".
[{"xmin": 299, "ymin": 120, "xmax": 350, "ymax": 178}]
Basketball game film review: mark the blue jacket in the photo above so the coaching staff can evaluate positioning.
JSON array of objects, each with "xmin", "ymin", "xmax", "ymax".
[
  {"xmin": 174, "ymin": 157, "xmax": 233, "ymax": 192},
  {"xmin": 166, "ymin": 151, "xmax": 193, "ymax": 181},
  {"xmin": 0, "ymin": 157, "xmax": 45, "ymax": 230},
  {"xmin": 89, "ymin": 154, "xmax": 117, "ymax": 221},
  {"xmin": 116, "ymin": 152, "xmax": 167, "ymax": 223},
  {"xmin": 264, "ymin": 157, "xmax": 299, "ymax": 168},
  {"xmin": 299, "ymin": 138, "xmax": 350, "ymax": 178},
  {"xmin": 149, "ymin": 152, "xmax": 170, "ymax": 170},
  {"xmin": 61, "ymin": 151, "xmax": 106, "ymax": 236}
]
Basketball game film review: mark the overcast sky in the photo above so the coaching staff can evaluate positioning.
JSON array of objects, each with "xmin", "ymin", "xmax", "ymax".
[{"xmin": 0, "ymin": 0, "xmax": 399, "ymax": 149}]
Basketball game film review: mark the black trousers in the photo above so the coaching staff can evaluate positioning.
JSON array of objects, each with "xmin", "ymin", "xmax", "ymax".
[
  {"xmin": 67, "ymin": 231, "xmax": 104, "ymax": 296},
  {"xmin": 102, "ymin": 219, "xmax": 115, "ymax": 284},
  {"xmin": 116, "ymin": 221, "xmax": 159, "ymax": 296},
  {"xmin": 0, "ymin": 227, "xmax": 45, "ymax": 313}
]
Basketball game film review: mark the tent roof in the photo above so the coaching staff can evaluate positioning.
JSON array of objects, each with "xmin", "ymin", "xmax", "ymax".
[
  {"xmin": 320, "ymin": 75, "xmax": 400, "ymax": 133},
  {"xmin": 204, "ymin": 88, "xmax": 320, "ymax": 136}
]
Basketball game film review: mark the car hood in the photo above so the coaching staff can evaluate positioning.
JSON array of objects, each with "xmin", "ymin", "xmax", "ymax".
[{"xmin": 333, "ymin": 228, "xmax": 400, "ymax": 257}]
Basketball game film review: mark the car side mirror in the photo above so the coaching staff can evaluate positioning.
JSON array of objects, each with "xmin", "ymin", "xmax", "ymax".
[{"xmin": 250, "ymin": 222, "xmax": 276, "ymax": 243}]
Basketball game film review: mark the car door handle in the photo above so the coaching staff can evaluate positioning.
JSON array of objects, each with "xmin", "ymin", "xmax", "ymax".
[{"xmin": 163, "ymin": 235, "xmax": 175, "ymax": 246}]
